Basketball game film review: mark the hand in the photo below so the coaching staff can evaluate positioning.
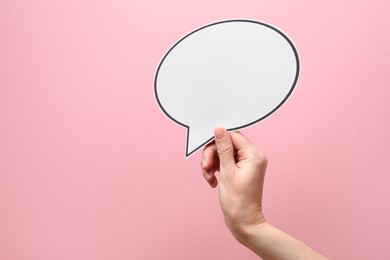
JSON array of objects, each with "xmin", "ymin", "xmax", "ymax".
[
  {"xmin": 201, "ymin": 127, "xmax": 328, "ymax": 260},
  {"xmin": 201, "ymin": 127, "xmax": 267, "ymax": 237}
]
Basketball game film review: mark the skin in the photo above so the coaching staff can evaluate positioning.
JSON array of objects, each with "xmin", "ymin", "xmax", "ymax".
[{"xmin": 201, "ymin": 127, "xmax": 328, "ymax": 260}]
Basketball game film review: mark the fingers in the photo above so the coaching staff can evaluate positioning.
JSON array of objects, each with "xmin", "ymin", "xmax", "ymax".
[
  {"xmin": 229, "ymin": 131, "xmax": 253, "ymax": 151},
  {"xmin": 230, "ymin": 131, "xmax": 267, "ymax": 167},
  {"xmin": 201, "ymin": 142, "xmax": 218, "ymax": 188},
  {"xmin": 214, "ymin": 127, "xmax": 236, "ymax": 172},
  {"xmin": 201, "ymin": 128, "xmax": 265, "ymax": 187}
]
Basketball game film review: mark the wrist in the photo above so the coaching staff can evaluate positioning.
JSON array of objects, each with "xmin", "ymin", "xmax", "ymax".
[
  {"xmin": 224, "ymin": 210, "xmax": 266, "ymax": 243},
  {"xmin": 230, "ymin": 220, "xmax": 276, "ymax": 259}
]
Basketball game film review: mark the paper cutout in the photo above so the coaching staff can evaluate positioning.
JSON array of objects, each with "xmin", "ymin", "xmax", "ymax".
[{"xmin": 154, "ymin": 19, "xmax": 300, "ymax": 157}]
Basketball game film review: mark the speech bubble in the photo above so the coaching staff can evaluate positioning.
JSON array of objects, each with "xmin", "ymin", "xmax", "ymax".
[{"xmin": 154, "ymin": 19, "xmax": 299, "ymax": 157}]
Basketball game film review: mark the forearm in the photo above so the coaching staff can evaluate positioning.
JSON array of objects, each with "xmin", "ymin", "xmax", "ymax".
[{"xmin": 234, "ymin": 222, "xmax": 328, "ymax": 260}]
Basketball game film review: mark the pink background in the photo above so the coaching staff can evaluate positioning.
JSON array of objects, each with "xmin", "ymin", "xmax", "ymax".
[{"xmin": 1, "ymin": 1, "xmax": 389, "ymax": 259}]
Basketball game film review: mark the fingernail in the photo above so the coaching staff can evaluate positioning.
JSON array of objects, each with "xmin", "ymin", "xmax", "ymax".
[
  {"xmin": 202, "ymin": 158, "xmax": 207, "ymax": 168},
  {"xmin": 214, "ymin": 127, "xmax": 225, "ymax": 140},
  {"xmin": 202, "ymin": 168, "xmax": 211, "ymax": 181}
]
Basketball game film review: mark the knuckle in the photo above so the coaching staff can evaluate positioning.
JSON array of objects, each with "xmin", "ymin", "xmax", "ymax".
[
  {"xmin": 252, "ymin": 149, "xmax": 267, "ymax": 168},
  {"xmin": 217, "ymin": 143, "xmax": 233, "ymax": 155}
]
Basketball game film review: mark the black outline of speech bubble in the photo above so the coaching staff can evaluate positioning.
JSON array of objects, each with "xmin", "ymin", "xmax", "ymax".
[{"xmin": 154, "ymin": 19, "xmax": 300, "ymax": 157}]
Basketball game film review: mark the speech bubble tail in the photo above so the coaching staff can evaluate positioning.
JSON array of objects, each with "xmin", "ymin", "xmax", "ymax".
[{"xmin": 185, "ymin": 127, "xmax": 214, "ymax": 158}]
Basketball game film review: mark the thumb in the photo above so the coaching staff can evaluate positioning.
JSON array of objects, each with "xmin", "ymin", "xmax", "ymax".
[{"xmin": 214, "ymin": 127, "xmax": 235, "ymax": 171}]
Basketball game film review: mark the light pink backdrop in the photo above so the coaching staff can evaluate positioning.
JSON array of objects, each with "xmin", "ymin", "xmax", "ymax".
[{"xmin": 1, "ymin": 1, "xmax": 389, "ymax": 259}]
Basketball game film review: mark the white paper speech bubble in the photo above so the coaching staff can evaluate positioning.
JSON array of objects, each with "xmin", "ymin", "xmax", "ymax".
[{"xmin": 155, "ymin": 19, "xmax": 300, "ymax": 157}]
